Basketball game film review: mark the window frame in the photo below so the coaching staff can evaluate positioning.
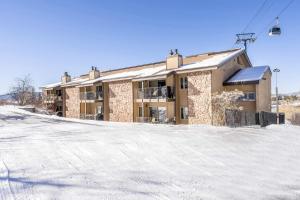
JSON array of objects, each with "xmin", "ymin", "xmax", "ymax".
[
  {"xmin": 180, "ymin": 106, "xmax": 188, "ymax": 120},
  {"xmin": 238, "ymin": 92, "xmax": 256, "ymax": 101},
  {"xmin": 180, "ymin": 76, "xmax": 188, "ymax": 89}
]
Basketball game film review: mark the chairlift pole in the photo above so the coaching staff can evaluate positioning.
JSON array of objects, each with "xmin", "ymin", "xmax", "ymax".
[
  {"xmin": 235, "ymin": 33, "xmax": 256, "ymax": 52},
  {"xmin": 273, "ymin": 68, "xmax": 280, "ymax": 124}
]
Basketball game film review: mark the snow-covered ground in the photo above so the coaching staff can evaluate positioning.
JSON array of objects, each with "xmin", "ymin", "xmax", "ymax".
[{"xmin": 0, "ymin": 106, "xmax": 300, "ymax": 200}]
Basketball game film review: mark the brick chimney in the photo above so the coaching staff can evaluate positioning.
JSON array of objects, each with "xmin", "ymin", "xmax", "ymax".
[
  {"xmin": 166, "ymin": 49, "xmax": 183, "ymax": 70},
  {"xmin": 61, "ymin": 72, "xmax": 71, "ymax": 84},
  {"xmin": 89, "ymin": 66, "xmax": 100, "ymax": 80}
]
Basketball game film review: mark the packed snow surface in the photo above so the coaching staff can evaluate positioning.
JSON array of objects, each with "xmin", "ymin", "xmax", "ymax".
[{"xmin": 0, "ymin": 106, "xmax": 300, "ymax": 200}]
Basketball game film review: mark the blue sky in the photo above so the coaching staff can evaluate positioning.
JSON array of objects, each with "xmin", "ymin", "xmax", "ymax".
[{"xmin": 0, "ymin": 0, "xmax": 299, "ymax": 94}]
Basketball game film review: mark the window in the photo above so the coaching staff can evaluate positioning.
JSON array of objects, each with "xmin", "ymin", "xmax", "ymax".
[
  {"xmin": 138, "ymin": 107, "xmax": 143, "ymax": 117},
  {"xmin": 248, "ymin": 93, "xmax": 256, "ymax": 100},
  {"xmin": 56, "ymin": 90, "xmax": 62, "ymax": 96},
  {"xmin": 138, "ymin": 81, "xmax": 143, "ymax": 89},
  {"xmin": 96, "ymin": 86, "xmax": 102, "ymax": 92},
  {"xmin": 97, "ymin": 106, "xmax": 103, "ymax": 114},
  {"xmin": 239, "ymin": 92, "xmax": 256, "ymax": 101},
  {"xmin": 180, "ymin": 107, "xmax": 188, "ymax": 119},
  {"xmin": 149, "ymin": 107, "xmax": 158, "ymax": 118},
  {"xmin": 180, "ymin": 77, "xmax": 188, "ymax": 89}
]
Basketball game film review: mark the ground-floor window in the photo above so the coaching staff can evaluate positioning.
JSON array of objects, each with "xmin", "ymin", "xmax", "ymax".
[
  {"xmin": 180, "ymin": 107, "xmax": 188, "ymax": 119},
  {"xmin": 239, "ymin": 92, "xmax": 256, "ymax": 101},
  {"xmin": 149, "ymin": 106, "xmax": 166, "ymax": 122}
]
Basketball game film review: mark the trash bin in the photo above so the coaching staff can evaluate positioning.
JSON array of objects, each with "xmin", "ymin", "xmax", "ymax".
[{"xmin": 279, "ymin": 113, "xmax": 285, "ymax": 124}]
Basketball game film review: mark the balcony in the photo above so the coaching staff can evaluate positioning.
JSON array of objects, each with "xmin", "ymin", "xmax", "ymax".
[
  {"xmin": 136, "ymin": 86, "xmax": 175, "ymax": 102},
  {"xmin": 80, "ymin": 113, "xmax": 104, "ymax": 120},
  {"xmin": 80, "ymin": 91, "xmax": 103, "ymax": 101},
  {"xmin": 136, "ymin": 117, "xmax": 175, "ymax": 124},
  {"xmin": 43, "ymin": 95, "xmax": 62, "ymax": 103}
]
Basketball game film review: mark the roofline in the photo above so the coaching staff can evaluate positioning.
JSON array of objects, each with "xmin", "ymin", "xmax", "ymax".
[
  {"xmin": 40, "ymin": 85, "xmax": 61, "ymax": 90},
  {"xmin": 223, "ymin": 80, "xmax": 260, "ymax": 86},
  {"xmin": 102, "ymin": 61, "xmax": 166, "ymax": 73},
  {"xmin": 102, "ymin": 48, "xmax": 242, "ymax": 74},
  {"xmin": 185, "ymin": 48, "xmax": 241, "ymax": 58},
  {"xmin": 41, "ymin": 48, "xmax": 251, "ymax": 88},
  {"xmin": 243, "ymin": 50, "xmax": 252, "ymax": 67},
  {"xmin": 175, "ymin": 66, "xmax": 218, "ymax": 74}
]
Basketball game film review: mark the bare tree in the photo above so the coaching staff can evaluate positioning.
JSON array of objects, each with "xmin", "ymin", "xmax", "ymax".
[
  {"xmin": 212, "ymin": 89, "xmax": 244, "ymax": 125},
  {"xmin": 9, "ymin": 75, "xmax": 36, "ymax": 106}
]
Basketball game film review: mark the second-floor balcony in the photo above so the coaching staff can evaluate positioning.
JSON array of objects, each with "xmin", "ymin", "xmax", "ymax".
[
  {"xmin": 43, "ymin": 95, "xmax": 62, "ymax": 103},
  {"xmin": 80, "ymin": 91, "xmax": 103, "ymax": 101},
  {"xmin": 136, "ymin": 86, "xmax": 175, "ymax": 101}
]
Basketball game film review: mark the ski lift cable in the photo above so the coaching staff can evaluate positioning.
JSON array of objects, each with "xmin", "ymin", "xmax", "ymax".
[
  {"xmin": 242, "ymin": 0, "xmax": 269, "ymax": 33},
  {"xmin": 257, "ymin": 0, "xmax": 295, "ymax": 37},
  {"xmin": 231, "ymin": 0, "xmax": 273, "ymax": 49}
]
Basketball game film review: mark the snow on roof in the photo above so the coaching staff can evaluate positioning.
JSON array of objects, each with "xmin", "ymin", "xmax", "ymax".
[
  {"xmin": 80, "ymin": 50, "xmax": 244, "ymax": 84},
  {"xmin": 61, "ymin": 77, "xmax": 89, "ymax": 87},
  {"xmin": 43, "ymin": 49, "xmax": 245, "ymax": 88},
  {"xmin": 81, "ymin": 65, "xmax": 167, "ymax": 85},
  {"xmin": 42, "ymin": 82, "xmax": 61, "ymax": 89},
  {"xmin": 224, "ymin": 66, "xmax": 270, "ymax": 85},
  {"xmin": 176, "ymin": 49, "xmax": 244, "ymax": 72}
]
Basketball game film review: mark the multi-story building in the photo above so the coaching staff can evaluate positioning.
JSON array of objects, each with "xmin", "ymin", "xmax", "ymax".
[{"xmin": 41, "ymin": 48, "xmax": 272, "ymax": 125}]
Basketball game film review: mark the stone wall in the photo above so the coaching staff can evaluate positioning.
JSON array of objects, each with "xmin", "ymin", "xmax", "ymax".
[
  {"xmin": 108, "ymin": 80, "xmax": 133, "ymax": 122},
  {"xmin": 65, "ymin": 87, "xmax": 80, "ymax": 118},
  {"xmin": 187, "ymin": 71, "xmax": 212, "ymax": 124}
]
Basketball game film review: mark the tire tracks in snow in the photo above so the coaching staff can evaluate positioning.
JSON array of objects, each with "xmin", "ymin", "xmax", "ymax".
[{"xmin": 0, "ymin": 161, "xmax": 16, "ymax": 200}]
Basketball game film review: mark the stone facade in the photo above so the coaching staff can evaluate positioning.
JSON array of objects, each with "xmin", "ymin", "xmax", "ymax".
[
  {"xmin": 42, "ymin": 49, "xmax": 271, "ymax": 125},
  {"xmin": 65, "ymin": 87, "xmax": 80, "ymax": 118},
  {"xmin": 108, "ymin": 80, "xmax": 133, "ymax": 122},
  {"xmin": 187, "ymin": 71, "xmax": 212, "ymax": 124}
]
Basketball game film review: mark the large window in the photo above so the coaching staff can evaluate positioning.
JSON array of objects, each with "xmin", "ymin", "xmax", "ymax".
[
  {"xmin": 180, "ymin": 107, "xmax": 188, "ymax": 120},
  {"xmin": 239, "ymin": 92, "xmax": 256, "ymax": 101},
  {"xmin": 149, "ymin": 107, "xmax": 166, "ymax": 122},
  {"xmin": 180, "ymin": 77, "xmax": 188, "ymax": 89}
]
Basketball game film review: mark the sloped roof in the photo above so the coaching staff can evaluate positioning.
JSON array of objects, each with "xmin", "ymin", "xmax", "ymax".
[
  {"xmin": 41, "ymin": 82, "xmax": 61, "ymax": 89},
  {"xmin": 61, "ymin": 77, "xmax": 90, "ymax": 87},
  {"xmin": 224, "ymin": 66, "xmax": 271, "ymax": 85},
  {"xmin": 176, "ymin": 49, "xmax": 244, "ymax": 72},
  {"xmin": 43, "ymin": 48, "xmax": 247, "ymax": 87}
]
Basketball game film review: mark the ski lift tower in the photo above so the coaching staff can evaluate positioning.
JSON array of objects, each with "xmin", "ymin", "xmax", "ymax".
[{"xmin": 235, "ymin": 33, "xmax": 256, "ymax": 52}]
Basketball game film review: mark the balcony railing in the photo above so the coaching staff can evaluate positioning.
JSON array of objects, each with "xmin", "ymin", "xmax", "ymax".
[
  {"xmin": 136, "ymin": 86, "xmax": 175, "ymax": 100},
  {"xmin": 80, "ymin": 114, "xmax": 96, "ymax": 120},
  {"xmin": 80, "ymin": 91, "xmax": 103, "ymax": 101},
  {"xmin": 80, "ymin": 113, "xmax": 104, "ymax": 120},
  {"xmin": 136, "ymin": 117, "xmax": 175, "ymax": 124},
  {"xmin": 43, "ymin": 95, "xmax": 62, "ymax": 102}
]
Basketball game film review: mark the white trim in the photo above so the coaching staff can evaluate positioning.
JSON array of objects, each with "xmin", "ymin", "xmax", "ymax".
[{"xmin": 132, "ymin": 75, "xmax": 168, "ymax": 82}]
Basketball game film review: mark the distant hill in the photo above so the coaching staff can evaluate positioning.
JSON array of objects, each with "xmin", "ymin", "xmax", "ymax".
[
  {"xmin": 0, "ymin": 94, "xmax": 12, "ymax": 101},
  {"xmin": 272, "ymin": 91, "xmax": 300, "ymax": 97}
]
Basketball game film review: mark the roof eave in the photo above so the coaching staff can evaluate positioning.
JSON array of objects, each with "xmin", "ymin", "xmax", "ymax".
[
  {"xmin": 175, "ymin": 66, "xmax": 218, "ymax": 74},
  {"xmin": 223, "ymin": 80, "xmax": 260, "ymax": 86},
  {"xmin": 102, "ymin": 76, "xmax": 135, "ymax": 83},
  {"xmin": 217, "ymin": 49, "xmax": 246, "ymax": 68}
]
